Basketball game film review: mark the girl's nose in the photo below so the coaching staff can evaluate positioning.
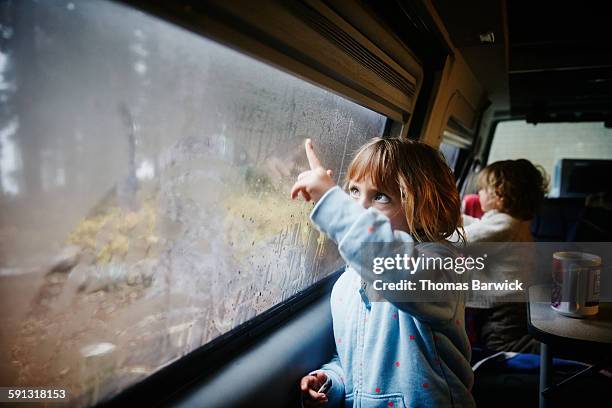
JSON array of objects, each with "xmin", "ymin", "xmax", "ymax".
[{"xmin": 359, "ymin": 196, "xmax": 371, "ymax": 209}]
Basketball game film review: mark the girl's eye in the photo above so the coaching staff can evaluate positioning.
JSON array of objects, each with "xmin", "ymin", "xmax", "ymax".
[
  {"xmin": 349, "ymin": 187, "xmax": 360, "ymax": 198},
  {"xmin": 374, "ymin": 193, "xmax": 390, "ymax": 203}
]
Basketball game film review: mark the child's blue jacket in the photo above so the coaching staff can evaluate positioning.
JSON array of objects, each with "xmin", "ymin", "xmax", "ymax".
[{"xmin": 309, "ymin": 187, "xmax": 475, "ymax": 408}]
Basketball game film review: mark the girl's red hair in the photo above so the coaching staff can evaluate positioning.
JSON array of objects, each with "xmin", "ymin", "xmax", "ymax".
[{"xmin": 345, "ymin": 137, "xmax": 463, "ymax": 242}]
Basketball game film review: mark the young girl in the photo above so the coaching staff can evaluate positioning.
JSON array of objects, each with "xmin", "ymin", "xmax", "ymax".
[
  {"xmin": 292, "ymin": 138, "xmax": 474, "ymax": 408},
  {"xmin": 461, "ymin": 159, "xmax": 548, "ymax": 353}
]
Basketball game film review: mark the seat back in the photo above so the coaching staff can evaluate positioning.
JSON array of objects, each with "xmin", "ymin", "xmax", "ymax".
[{"xmin": 531, "ymin": 197, "xmax": 584, "ymax": 241}]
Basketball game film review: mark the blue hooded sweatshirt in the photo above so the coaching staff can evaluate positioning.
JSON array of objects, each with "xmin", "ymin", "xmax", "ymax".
[{"xmin": 309, "ymin": 186, "xmax": 475, "ymax": 408}]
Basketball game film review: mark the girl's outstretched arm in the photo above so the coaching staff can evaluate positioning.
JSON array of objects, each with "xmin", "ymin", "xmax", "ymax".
[{"xmin": 311, "ymin": 186, "xmax": 462, "ymax": 324}]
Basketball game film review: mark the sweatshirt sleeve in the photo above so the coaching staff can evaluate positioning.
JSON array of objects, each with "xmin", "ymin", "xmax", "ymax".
[
  {"xmin": 462, "ymin": 211, "xmax": 514, "ymax": 242},
  {"xmin": 462, "ymin": 214, "xmax": 479, "ymax": 226},
  {"xmin": 310, "ymin": 187, "xmax": 459, "ymax": 323}
]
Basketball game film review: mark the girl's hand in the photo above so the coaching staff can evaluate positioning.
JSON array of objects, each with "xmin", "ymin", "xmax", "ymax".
[
  {"xmin": 290, "ymin": 139, "xmax": 336, "ymax": 203},
  {"xmin": 300, "ymin": 371, "xmax": 329, "ymax": 407}
]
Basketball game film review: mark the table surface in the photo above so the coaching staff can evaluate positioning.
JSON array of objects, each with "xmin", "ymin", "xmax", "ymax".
[{"xmin": 528, "ymin": 285, "xmax": 612, "ymax": 345}]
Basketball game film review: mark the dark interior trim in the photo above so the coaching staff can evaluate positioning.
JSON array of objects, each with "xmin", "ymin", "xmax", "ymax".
[
  {"xmin": 407, "ymin": 68, "xmax": 435, "ymax": 140},
  {"xmin": 170, "ymin": 287, "xmax": 338, "ymax": 407}
]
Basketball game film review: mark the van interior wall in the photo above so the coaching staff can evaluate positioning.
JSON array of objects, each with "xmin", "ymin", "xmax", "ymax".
[
  {"xmin": 168, "ymin": 292, "xmax": 335, "ymax": 408},
  {"xmin": 420, "ymin": 52, "xmax": 486, "ymax": 148}
]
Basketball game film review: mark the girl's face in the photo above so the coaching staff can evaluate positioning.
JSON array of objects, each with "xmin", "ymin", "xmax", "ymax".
[
  {"xmin": 478, "ymin": 186, "xmax": 501, "ymax": 212},
  {"xmin": 348, "ymin": 178, "xmax": 409, "ymax": 232}
]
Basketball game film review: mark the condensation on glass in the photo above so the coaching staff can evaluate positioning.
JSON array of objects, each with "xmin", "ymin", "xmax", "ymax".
[{"xmin": 0, "ymin": 1, "xmax": 386, "ymax": 405}]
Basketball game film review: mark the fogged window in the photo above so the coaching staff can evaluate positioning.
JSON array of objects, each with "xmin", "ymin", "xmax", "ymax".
[
  {"xmin": 489, "ymin": 121, "xmax": 612, "ymax": 178},
  {"xmin": 0, "ymin": 1, "xmax": 385, "ymax": 405}
]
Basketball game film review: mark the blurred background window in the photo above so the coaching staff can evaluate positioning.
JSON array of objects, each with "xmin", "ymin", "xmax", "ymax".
[{"xmin": 488, "ymin": 120, "xmax": 612, "ymax": 177}]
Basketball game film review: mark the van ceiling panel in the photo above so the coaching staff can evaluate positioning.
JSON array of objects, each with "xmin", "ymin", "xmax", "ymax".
[
  {"xmin": 429, "ymin": 0, "xmax": 508, "ymax": 111},
  {"xmin": 506, "ymin": 2, "xmax": 612, "ymax": 122}
]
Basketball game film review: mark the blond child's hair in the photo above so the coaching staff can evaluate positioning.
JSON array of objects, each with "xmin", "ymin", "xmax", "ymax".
[
  {"xmin": 344, "ymin": 137, "xmax": 462, "ymax": 243},
  {"xmin": 477, "ymin": 159, "xmax": 549, "ymax": 220}
]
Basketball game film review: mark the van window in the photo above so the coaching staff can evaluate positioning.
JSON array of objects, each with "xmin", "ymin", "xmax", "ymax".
[
  {"xmin": 438, "ymin": 117, "xmax": 473, "ymax": 174},
  {"xmin": 0, "ymin": 0, "xmax": 385, "ymax": 404},
  {"xmin": 439, "ymin": 142, "xmax": 462, "ymax": 171},
  {"xmin": 488, "ymin": 120, "xmax": 612, "ymax": 185}
]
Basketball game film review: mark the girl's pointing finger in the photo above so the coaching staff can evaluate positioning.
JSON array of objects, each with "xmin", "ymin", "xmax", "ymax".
[{"xmin": 305, "ymin": 138, "xmax": 323, "ymax": 170}]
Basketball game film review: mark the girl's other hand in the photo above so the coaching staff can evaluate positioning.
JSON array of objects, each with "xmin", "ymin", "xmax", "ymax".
[
  {"xmin": 300, "ymin": 371, "xmax": 329, "ymax": 407},
  {"xmin": 290, "ymin": 139, "xmax": 336, "ymax": 203}
]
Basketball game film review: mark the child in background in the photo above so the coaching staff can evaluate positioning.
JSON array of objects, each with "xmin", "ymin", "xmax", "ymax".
[
  {"xmin": 292, "ymin": 138, "xmax": 474, "ymax": 408},
  {"xmin": 461, "ymin": 159, "xmax": 548, "ymax": 353},
  {"xmin": 462, "ymin": 159, "xmax": 547, "ymax": 242}
]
